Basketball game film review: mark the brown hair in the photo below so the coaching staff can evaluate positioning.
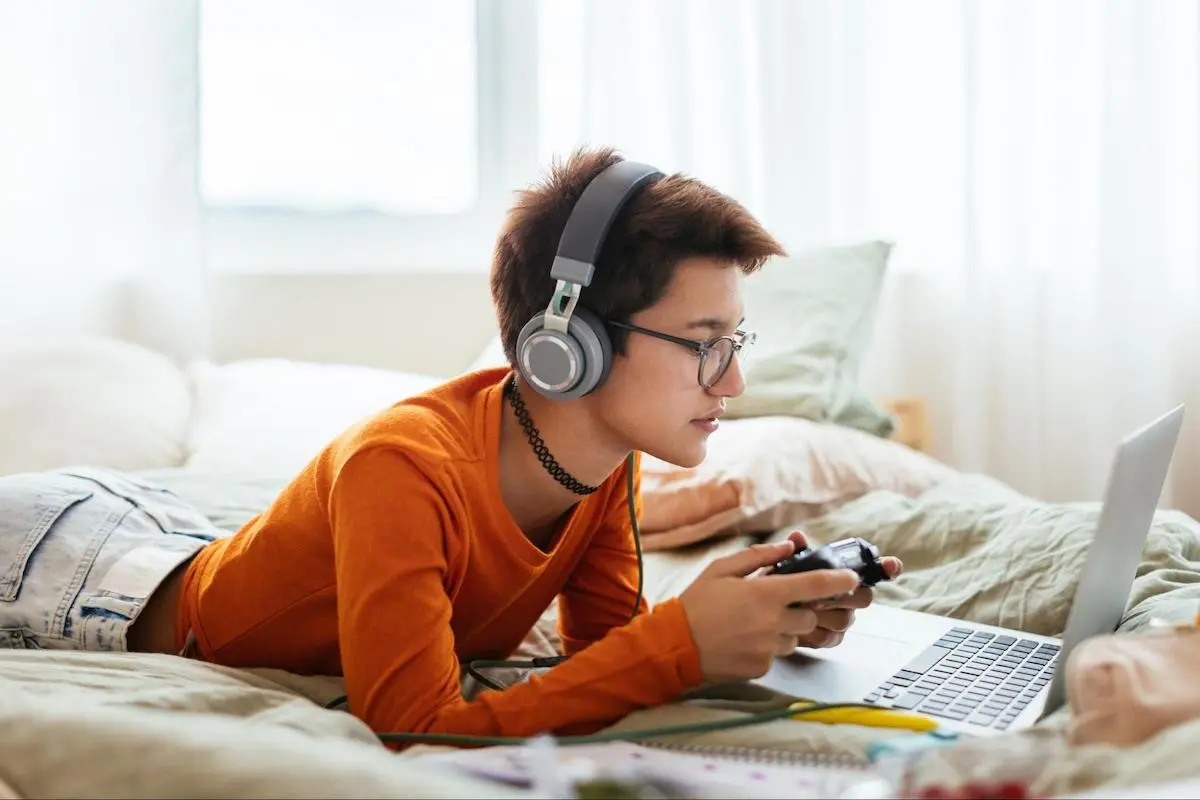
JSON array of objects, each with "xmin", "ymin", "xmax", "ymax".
[{"xmin": 489, "ymin": 146, "xmax": 786, "ymax": 364}]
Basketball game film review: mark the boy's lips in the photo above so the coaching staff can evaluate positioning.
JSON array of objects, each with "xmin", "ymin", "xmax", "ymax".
[{"xmin": 690, "ymin": 408, "xmax": 725, "ymax": 433}]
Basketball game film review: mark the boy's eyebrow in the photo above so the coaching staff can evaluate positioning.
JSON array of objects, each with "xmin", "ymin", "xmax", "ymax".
[{"xmin": 685, "ymin": 316, "xmax": 746, "ymax": 331}]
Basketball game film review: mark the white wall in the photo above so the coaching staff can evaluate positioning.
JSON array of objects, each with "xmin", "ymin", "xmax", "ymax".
[
  {"xmin": 208, "ymin": 272, "xmax": 499, "ymax": 377},
  {"xmin": 0, "ymin": 279, "xmax": 125, "ymax": 345}
]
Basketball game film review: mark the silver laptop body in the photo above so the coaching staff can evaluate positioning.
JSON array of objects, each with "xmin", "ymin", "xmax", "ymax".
[{"xmin": 754, "ymin": 404, "xmax": 1185, "ymax": 737}]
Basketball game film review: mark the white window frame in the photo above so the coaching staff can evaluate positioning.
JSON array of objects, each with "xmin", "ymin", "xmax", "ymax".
[{"xmin": 200, "ymin": 0, "xmax": 540, "ymax": 275}]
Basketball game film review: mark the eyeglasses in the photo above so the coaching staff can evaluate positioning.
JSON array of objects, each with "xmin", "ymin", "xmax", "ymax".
[{"xmin": 607, "ymin": 321, "xmax": 757, "ymax": 389}]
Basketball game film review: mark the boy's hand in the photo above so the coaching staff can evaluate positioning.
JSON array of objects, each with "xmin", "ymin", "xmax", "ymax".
[
  {"xmin": 780, "ymin": 530, "xmax": 904, "ymax": 652},
  {"xmin": 678, "ymin": 540, "xmax": 862, "ymax": 684}
]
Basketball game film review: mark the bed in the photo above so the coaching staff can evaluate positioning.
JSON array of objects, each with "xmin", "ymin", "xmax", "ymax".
[
  {"xmin": 3, "ymin": 464, "xmax": 1200, "ymax": 798},
  {"xmin": 2, "ymin": 323, "xmax": 1199, "ymax": 797}
]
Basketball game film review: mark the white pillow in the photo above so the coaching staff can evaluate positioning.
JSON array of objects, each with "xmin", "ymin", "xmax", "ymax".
[
  {"xmin": 0, "ymin": 336, "xmax": 191, "ymax": 475},
  {"xmin": 466, "ymin": 334, "xmax": 507, "ymax": 372},
  {"xmin": 184, "ymin": 358, "xmax": 442, "ymax": 478}
]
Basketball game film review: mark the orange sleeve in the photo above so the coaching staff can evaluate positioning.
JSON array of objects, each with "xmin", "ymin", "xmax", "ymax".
[
  {"xmin": 557, "ymin": 452, "xmax": 651, "ymax": 655},
  {"xmin": 331, "ymin": 447, "xmax": 703, "ymax": 742}
]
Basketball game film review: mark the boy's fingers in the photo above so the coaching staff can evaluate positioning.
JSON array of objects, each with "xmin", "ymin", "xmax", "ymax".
[
  {"xmin": 706, "ymin": 541, "xmax": 795, "ymax": 578},
  {"xmin": 766, "ymin": 568, "xmax": 861, "ymax": 606}
]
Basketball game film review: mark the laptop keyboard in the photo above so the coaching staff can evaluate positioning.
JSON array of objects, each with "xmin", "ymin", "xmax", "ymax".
[{"xmin": 864, "ymin": 627, "xmax": 1059, "ymax": 730}]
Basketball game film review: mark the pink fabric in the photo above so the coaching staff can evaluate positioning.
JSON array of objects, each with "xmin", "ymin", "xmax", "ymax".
[
  {"xmin": 1067, "ymin": 622, "xmax": 1200, "ymax": 747},
  {"xmin": 638, "ymin": 416, "xmax": 957, "ymax": 551}
]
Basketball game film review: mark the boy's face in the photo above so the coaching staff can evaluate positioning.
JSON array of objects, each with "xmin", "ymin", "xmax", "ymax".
[{"xmin": 588, "ymin": 256, "xmax": 748, "ymax": 469}]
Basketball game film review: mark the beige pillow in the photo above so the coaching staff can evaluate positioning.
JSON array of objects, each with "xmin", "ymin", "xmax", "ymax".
[{"xmin": 638, "ymin": 416, "xmax": 957, "ymax": 551}]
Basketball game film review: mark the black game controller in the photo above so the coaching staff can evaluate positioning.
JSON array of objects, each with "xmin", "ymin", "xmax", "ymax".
[{"xmin": 767, "ymin": 537, "xmax": 890, "ymax": 587}]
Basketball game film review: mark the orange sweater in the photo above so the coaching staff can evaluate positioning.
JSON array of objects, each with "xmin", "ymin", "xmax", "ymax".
[{"xmin": 175, "ymin": 367, "xmax": 703, "ymax": 739}]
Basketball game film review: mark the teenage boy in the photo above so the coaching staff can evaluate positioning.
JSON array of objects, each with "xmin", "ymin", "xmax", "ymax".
[{"xmin": 0, "ymin": 147, "xmax": 901, "ymax": 743}]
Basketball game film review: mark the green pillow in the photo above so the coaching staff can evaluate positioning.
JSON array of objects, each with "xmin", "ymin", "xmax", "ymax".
[
  {"xmin": 833, "ymin": 393, "xmax": 896, "ymax": 438},
  {"xmin": 728, "ymin": 240, "xmax": 894, "ymax": 436}
]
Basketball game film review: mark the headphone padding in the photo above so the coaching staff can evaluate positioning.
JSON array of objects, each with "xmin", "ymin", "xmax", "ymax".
[{"xmin": 570, "ymin": 305, "xmax": 613, "ymax": 391}]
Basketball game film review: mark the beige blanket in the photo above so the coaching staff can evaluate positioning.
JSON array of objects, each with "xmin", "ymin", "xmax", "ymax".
[
  {"xmin": 0, "ymin": 650, "xmax": 527, "ymax": 799},
  {"xmin": 2, "ymin": 472, "xmax": 1199, "ymax": 797}
]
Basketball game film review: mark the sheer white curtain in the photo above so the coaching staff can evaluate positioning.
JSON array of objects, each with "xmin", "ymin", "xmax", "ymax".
[
  {"xmin": 538, "ymin": 0, "xmax": 1200, "ymax": 515},
  {"xmin": 0, "ymin": 0, "xmax": 209, "ymax": 363}
]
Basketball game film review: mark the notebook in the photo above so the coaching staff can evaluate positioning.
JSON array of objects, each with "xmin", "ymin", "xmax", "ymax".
[{"xmin": 411, "ymin": 739, "xmax": 889, "ymax": 799}]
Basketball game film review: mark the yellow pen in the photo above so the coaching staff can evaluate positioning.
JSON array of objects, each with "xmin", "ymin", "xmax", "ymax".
[{"xmin": 787, "ymin": 701, "xmax": 942, "ymax": 733}]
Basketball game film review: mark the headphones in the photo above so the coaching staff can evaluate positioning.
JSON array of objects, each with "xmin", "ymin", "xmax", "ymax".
[{"xmin": 515, "ymin": 159, "xmax": 664, "ymax": 400}]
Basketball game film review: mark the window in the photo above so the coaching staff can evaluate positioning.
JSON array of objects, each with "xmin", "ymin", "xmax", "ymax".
[
  {"xmin": 199, "ymin": 0, "xmax": 539, "ymax": 273},
  {"xmin": 200, "ymin": 0, "xmax": 478, "ymax": 214}
]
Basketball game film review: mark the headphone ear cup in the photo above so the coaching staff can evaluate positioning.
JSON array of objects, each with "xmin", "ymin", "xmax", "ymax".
[
  {"xmin": 567, "ymin": 305, "xmax": 613, "ymax": 391},
  {"xmin": 514, "ymin": 307, "xmax": 612, "ymax": 400}
]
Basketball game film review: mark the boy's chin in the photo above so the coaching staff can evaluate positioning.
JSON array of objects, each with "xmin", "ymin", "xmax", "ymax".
[{"xmin": 643, "ymin": 440, "xmax": 708, "ymax": 470}]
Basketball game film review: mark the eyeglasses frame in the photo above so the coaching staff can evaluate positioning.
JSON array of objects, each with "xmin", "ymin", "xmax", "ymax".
[{"xmin": 606, "ymin": 320, "xmax": 756, "ymax": 389}]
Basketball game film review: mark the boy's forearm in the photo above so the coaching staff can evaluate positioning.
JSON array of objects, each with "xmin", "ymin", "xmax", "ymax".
[{"xmin": 414, "ymin": 597, "xmax": 701, "ymax": 741}]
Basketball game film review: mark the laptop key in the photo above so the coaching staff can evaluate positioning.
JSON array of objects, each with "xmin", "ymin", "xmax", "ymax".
[
  {"xmin": 901, "ymin": 645, "xmax": 955, "ymax": 675},
  {"xmin": 891, "ymin": 692, "xmax": 924, "ymax": 710}
]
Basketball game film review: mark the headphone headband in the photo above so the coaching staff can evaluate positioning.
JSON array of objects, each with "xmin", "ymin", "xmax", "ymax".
[{"xmin": 549, "ymin": 160, "xmax": 664, "ymax": 288}]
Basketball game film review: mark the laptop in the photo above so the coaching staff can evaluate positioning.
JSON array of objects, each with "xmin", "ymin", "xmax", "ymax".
[{"xmin": 755, "ymin": 404, "xmax": 1185, "ymax": 736}]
